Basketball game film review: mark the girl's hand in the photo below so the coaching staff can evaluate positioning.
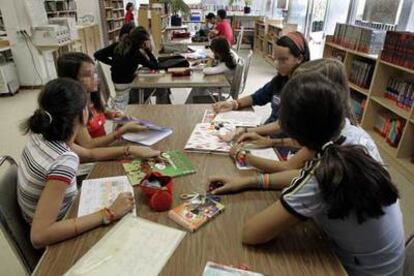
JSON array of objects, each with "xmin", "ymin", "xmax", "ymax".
[
  {"xmin": 236, "ymin": 132, "xmax": 272, "ymax": 147},
  {"xmin": 207, "ymin": 176, "xmax": 252, "ymax": 195},
  {"xmin": 119, "ymin": 122, "xmax": 148, "ymax": 134},
  {"xmin": 109, "ymin": 192, "xmax": 135, "ymax": 220},
  {"xmin": 229, "ymin": 143, "xmax": 244, "ymax": 160},
  {"xmin": 129, "ymin": 146, "xmax": 161, "ymax": 158},
  {"xmin": 212, "ymin": 101, "xmax": 234, "ymax": 113}
]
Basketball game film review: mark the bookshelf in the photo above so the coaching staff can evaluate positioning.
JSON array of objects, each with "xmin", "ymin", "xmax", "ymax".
[
  {"xmin": 99, "ymin": 0, "xmax": 125, "ymax": 45},
  {"xmin": 138, "ymin": 3, "xmax": 169, "ymax": 51},
  {"xmin": 254, "ymin": 19, "xmax": 297, "ymax": 68},
  {"xmin": 0, "ymin": 10, "xmax": 4, "ymax": 32},
  {"xmin": 323, "ymin": 36, "xmax": 414, "ymax": 180},
  {"xmin": 44, "ymin": 0, "xmax": 77, "ymax": 20},
  {"xmin": 230, "ymin": 15, "xmax": 263, "ymax": 49}
]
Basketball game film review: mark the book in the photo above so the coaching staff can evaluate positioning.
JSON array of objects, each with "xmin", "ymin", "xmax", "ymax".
[
  {"xmin": 203, "ymin": 262, "xmax": 265, "ymax": 276},
  {"xmin": 385, "ymin": 77, "xmax": 414, "ymax": 111},
  {"xmin": 168, "ymin": 196, "xmax": 225, "ymax": 232},
  {"xmin": 64, "ymin": 215, "xmax": 186, "ymax": 276},
  {"xmin": 78, "ymin": 176, "xmax": 135, "ymax": 217},
  {"xmin": 381, "ymin": 31, "xmax": 414, "ymax": 69},
  {"xmin": 122, "ymin": 128, "xmax": 173, "ymax": 146},
  {"xmin": 212, "ymin": 111, "xmax": 262, "ymax": 127},
  {"xmin": 184, "ymin": 123, "xmax": 232, "ymax": 154},
  {"xmin": 121, "ymin": 151, "xmax": 196, "ymax": 186},
  {"xmin": 236, "ymin": 148, "xmax": 279, "ymax": 170},
  {"xmin": 349, "ymin": 59, "xmax": 374, "ymax": 89}
]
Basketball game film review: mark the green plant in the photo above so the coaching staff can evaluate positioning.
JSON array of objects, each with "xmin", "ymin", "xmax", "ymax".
[
  {"xmin": 168, "ymin": 0, "xmax": 190, "ymax": 16},
  {"xmin": 228, "ymin": 0, "xmax": 252, "ymax": 6}
]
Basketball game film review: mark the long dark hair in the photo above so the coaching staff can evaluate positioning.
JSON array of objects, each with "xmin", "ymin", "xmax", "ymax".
[
  {"xmin": 119, "ymin": 22, "xmax": 135, "ymax": 40},
  {"xmin": 210, "ymin": 37, "xmax": 237, "ymax": 70},
  {"xmin": 279, "ymin": 73, "xmax": 399, "ymax": 224},
  {"xmin": 114, "ymin": 27, "xmax": 149, "ymax": 56},
  {"xmin": 271, "ymin": 32, "xmax": 310, "ymax": 92},
  {"xmin": 21, "ymin": 78, "xmax": 87, "ymax": 142},
  {"xmin": 57, "ymin": 52, "xmax": 104, "ymax": 113}
]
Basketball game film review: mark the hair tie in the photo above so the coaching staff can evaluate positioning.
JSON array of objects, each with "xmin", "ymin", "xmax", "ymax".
[
  {"xmin": 285, "ymin": 31, "xmax": 305, "ymax": 53},
  {"xmin": 321, "ymin": 141, "xmax": 334, "ymax": 151},
  {"xmin": 43, "ymin": 110, "xmax": 53, "ymax": 124}
]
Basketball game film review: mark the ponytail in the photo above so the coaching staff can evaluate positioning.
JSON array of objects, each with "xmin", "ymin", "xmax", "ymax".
[
  {"xmin": 316, "ymin": 144, "xmax": 399, "ymax": 223},
  {"xmin": 21, "ymin": 78, "xmax": 87, "ymax": 142}
]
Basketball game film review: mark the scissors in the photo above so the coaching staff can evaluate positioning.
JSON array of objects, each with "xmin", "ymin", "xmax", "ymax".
[{"xmin": 179, "ymin": 192, "xmax": 221, "ymax": 202}]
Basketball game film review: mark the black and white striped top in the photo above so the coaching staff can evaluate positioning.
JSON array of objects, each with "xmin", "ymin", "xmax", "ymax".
[{"xmin": 17, "ymin": 134, "xmax": 79, "ymax": 224}]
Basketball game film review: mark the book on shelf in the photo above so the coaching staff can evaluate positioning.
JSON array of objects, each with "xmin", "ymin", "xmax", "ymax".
[
  {"xmin": 374, "ymin": 112, "xmax": 405, "ymax": 147},
  {"xmin": 381, "ymin": 31, "xmax": 414, "ymax": 70},
  {"xmin": 331, "ymin": 49, "xmax": 346, "ymax": 62},
  {"xmin": 168, "ymin": 195, "xmax": 225, "ymax": 232},
  {"xmin": 350, "ymin": 92, "xmax": 367, "ymax": 123},
  {"xmin": 121, "ymin": 151, "xmax": 196, "ymax": 186},
  {"xmin": 385, "ymin": 77, "xmax": 414, "ymax": 111},
  {"xmin": 349, "ymin": 59, "xmax": 375, "ymax": 89},
  {"xmin": 332, "ymin": 23, "xmax": 386, "ymax": 54}
]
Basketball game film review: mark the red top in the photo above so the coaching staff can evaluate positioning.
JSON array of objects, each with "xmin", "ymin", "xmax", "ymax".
[
  {"xmin": 125, "ymin": 10, "xmax": 134, "ymax": 24},
  {"xmin": 215, "ymin": 20, "xmax": 234, "ymax": 46},
  {"xmin": 87, "ymin": 106, "xmax": 107, "ymax": 138}
]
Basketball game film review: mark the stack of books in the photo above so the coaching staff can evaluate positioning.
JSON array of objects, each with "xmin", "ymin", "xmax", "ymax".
[
  {"xmin": 381, "ymin": 31, "xmax": 414, "ymax": 70},
  {"xmin": 385, "ymin": 77, "xmax": 414, "ymax": 111},
  {"xmin": 374, "ymin": 112, "xmax": 405, "ymax": 147},
  {"xmin": 349, "ymin": 59, "xmax": 375, "ymax": 89}
]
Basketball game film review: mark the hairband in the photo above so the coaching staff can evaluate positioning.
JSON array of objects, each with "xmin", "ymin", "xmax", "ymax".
[
  {"xmin": 285, "ymin": 32, "xmax": 305, "ymax": 53},
  {"xmin": 321, "ymin": 141, "xmax": 334, "ymax": 151},
  {"xmin": 43, "ymin": 110, "xmax": 53, "ymax": 124}
]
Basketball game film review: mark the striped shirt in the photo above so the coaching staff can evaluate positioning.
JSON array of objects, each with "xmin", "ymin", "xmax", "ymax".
[{"xmin": 17, "ymin": 134, "xmax": 79, "ymax": 224}]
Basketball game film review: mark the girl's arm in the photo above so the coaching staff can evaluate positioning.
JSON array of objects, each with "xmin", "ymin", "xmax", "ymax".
[
  {"xmin": 203, "ymin": 62, "xmax": 231, "ymax": 75},
  {"xmin": 94, "ymin": 44, "xmax": 116, "ymax": 66},
  {"xmin": 30, "ymin": 180, "xmax": 134, "ymax": 248},
  {"xmin": 242, "ymin": 201, "xmax": 300, "ymax": 245},
  {"xmin": 246, "ymin": 121, "xmax": 280, "ymax": 136}
]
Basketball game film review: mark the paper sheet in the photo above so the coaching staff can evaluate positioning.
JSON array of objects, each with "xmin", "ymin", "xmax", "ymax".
[
  {"xmin": 64, "ymin": 215, "xmax": 186, "ymax": 276},
  {"xmin": 236, "ymin": 148, "xmax": 280, "ymax": 170},
  {"xmin": 213, "ymin": 111, "xmax": 263, "ymax": 127},
  {"xmin": 122, "ymin": 128, "xmax": 173, "ymax": 146},
  {"xmin": 78, "ymin": 176, "xmax": 135, "ymax": 217}
]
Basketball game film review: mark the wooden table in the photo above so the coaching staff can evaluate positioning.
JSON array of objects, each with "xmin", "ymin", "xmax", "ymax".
[
  {"xmin": 164, "ymin": 37, "xmax": 209, "ymax": 46},
  {"xmin": 132, "ymin": 71, "xmax": 230, "ymax": 104},
  {"xmin": 34, "ymin": 105, "xmax": 346, "ymax": 276}
]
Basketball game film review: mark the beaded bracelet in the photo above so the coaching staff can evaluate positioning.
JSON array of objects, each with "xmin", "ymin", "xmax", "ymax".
[{"xmin": 114, "ymin": 129, "xmax": 122, "ymax": 140}]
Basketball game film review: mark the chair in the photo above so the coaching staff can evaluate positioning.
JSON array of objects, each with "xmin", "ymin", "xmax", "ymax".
[
  {"xmin": 96, "ymin": 61, "xmax": 116, "ymax": 106},
  {"xmin": 237, "ymin": 50, "xmax": 253, "ymax": 98},
  {"xmin": 234, "ymin": 26, "xmax": 244, "ymax": 53},
  {"xmin": 405, "ymin": 231, "xmax": 414, "ymax": 276},
  {"xmin": 0, "ymin": 156, "xmax": 43, "ymax": 273}
]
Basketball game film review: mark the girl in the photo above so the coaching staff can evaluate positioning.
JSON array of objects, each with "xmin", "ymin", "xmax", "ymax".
[
  {"xmin": 18, "ymin": 78, "xmax": 135, "ymax": 248},
  {"xmin": 209, "ymin": 59, "xmax": 374, "ymax": 194},
  {"xmin": 242, "ymin": 73, "xmax": 405, "ymax": 275},
  {"xmin": 104, "ymin": 27, "xmax": 170, "ymax": 108},
  {"xmin": 212, "ymin": 31, "xmax": 310, "ymax": 139},
  {"xmin": 124, "ymin": 2, "xmax": 134, "ymax": 24},
  {"xmin": 185, "ymin": 37, "xmax": 239, "ymax": 103}
]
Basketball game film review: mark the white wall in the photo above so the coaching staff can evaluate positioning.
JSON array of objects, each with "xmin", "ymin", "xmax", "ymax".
[{"xmin": 76, "ymin": 0, "xmax": 104, "ymax": 46}]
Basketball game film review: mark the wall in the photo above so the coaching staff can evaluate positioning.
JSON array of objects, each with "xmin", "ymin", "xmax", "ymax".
[{"xmin": 76, "ymin": 0, "xmax": 104, "ymax": 47}]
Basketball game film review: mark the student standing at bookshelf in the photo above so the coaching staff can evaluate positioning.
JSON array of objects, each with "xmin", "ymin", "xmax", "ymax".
[
  {"xmin": 18, "ymin": 79, "xmax": 136, "ymax": 248},
  {"xmin": 241, "ymin": 73, "xmax": 405, "ymax": 275},
  {"xmin": 208, "ymin": 9, "xmax": 234, "ymax": 46},
  {"xmin": 124, "ymin": 2, "xmax": 134, "ymax": 24},
  {"xmin": 185, "ymin": 37, "xmax": 239, "ymax": 103},
  {"xmin": 101, "ymin": 27, "xmax": 171, "ymax": 109},
  {"xmin": 212, "ymin": 31, "xmax": 310, "ymax": 138}
]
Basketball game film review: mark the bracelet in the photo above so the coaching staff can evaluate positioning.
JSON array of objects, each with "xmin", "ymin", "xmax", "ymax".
[
  {"xmin": 123, "ymin": 146, "xmax": 131, "ymax": 158},
  {"xmin": 114, "ymin": 129, "xmax": 122, "ymax": 140},
  {"xmin": 232, "ymin": 100, "xmax": 239, "ymax": 110},
  {"xmin": 263, "ymin": 173, "xmax": 270, "ymax": 189},
  {"xmin": 73, "ymin": 218, "xmax": 79, "ymax": 235},
  {"xmin": 256, "ymin": 174, "xmax": 264, "ymax": 189}
]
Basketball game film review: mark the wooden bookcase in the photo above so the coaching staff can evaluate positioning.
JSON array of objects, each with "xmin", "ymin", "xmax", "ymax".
[
  {"xmin": 99, "ymin": 0, "xmax": 125, "ymax": 45},
  {"xmin": 0, "ymin": 10, "xmax": 4, "ymax": 32},
  {"xmin": 138, "ymin": 4, "xmax": 169, "ymax": 51},
  {"xmin": 230, "ymin": 15, "xmax": 263, "ymax": 49},
  {"xmin": 323, "ymin": 36, "xmax": 414, "ymax": 180},
  {"xmin": 44, "ymin": 0, "xmax": 77, "ymax": 20},
  {"xmin": 254, "ymin": 19, "xmax": 297, "ymax": 67}
]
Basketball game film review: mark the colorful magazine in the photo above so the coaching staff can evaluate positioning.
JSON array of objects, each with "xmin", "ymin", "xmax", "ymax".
[
  {"xmin": 121, "ymin": 151, "xmax": 196, "ymax": 186},
  {"xmin": 168, "ymin": 196, "xmax": 225, "ymax": 232},
  {"xmin": 184, "ymin": 123, "xmax": 232, "ymax": 154}
]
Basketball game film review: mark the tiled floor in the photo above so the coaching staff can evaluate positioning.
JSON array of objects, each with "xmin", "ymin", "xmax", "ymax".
[{"xmin": 0, "ymin": 51, "xmax": 412, "ymax": 274}]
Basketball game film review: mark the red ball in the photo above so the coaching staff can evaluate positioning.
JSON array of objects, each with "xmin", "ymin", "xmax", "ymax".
[{"xmin": 149, "ymin": 190, "xmax": 173, "ymax": 212}]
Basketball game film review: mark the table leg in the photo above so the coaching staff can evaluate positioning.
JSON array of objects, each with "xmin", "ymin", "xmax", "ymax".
[{"xmin": 139, "ymin": 88, "xmax": 144, "ymax": 104}]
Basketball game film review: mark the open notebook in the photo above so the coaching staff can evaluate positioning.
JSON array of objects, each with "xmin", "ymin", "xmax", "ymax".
[
  {"xmin": 64, "ymin": 215, "xmax": 186, "ymax": 276},
  {"xmin": 212, "ymin": 111, "xmax": 263, "ymax": 127}
]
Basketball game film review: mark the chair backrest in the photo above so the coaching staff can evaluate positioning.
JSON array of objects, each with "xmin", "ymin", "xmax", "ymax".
[
  {"xmin": 230, "ymin": 56, "xmax": 245, "ymax": 100},
  {"xmin": 96, "ymin": 61, "xmax": 116, "ymax": 107},
  {"xmin": 235, "ymin": 26, "xmax": 244, "ymax": 53},
  {"xmin": 239, "ymin": 50, "xmax": 253, "ymax": 96},
  {"xmin": 405, "ymin": 232, "xmax": 414, "ymax": 276},
  {"xmin": 150, "ymin": 34, "xmax": 159, "ymax": 58},
  {"xmin": 0, "ymin": 156, "xmax": 42, "ymax": 273}
]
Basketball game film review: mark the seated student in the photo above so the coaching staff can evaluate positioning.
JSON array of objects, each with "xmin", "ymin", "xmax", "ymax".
[
  {"xmin": 185, "ymin": 37, "xmax": 239, "ymax": 103},
  {"xmin": 208, "ymin": 59, "xmax": 376, "ymax": 194},
  {"xmin": 97, "ymin": 27, "xmax": 170, "ymax": 109},
  {"xmin": 18, "ymin": 78, "xmax": 135, "ymax": 248},
  {"xmin": 212, "ymin": 31, "xmax": 310, "ymax": 139},
  {"xmin": 208, "ymin": 9, "xmax": 234, "ymax": 46},
  {"xmin": 57, "ymin": 52, "xmax": 145, "ymax": 142},
  {"xmin": 202, "ymin": 13, "xmax": 216, "ymax": 34},
  {"xmin": 231, "ymin": 58, "xmax": 359, "ymax": 173},
  {"xmin": 232, "ymin": 73, "xmax": 405, "ymax": 275}
]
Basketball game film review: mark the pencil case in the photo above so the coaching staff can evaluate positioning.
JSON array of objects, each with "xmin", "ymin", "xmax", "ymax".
[{"xmin": 140, "ymin": 172, "xmax": 173, "ymax": 212}]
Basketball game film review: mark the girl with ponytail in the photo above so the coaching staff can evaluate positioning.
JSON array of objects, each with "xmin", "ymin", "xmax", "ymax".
[
  {"xmin": 18, "ymin": 78, "xmax": 136, "ymax": 248},
  {"xmin": 240, "ymin": 73, "xmax": 404, "ymax": 275},
  {"xmin": 185, "ymin": 37, "xmax": 239, "ymax": 103}
]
